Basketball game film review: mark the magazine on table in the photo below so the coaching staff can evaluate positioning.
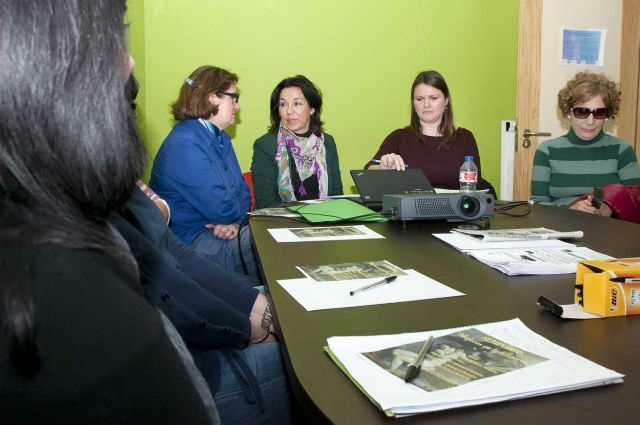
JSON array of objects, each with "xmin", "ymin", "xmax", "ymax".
[
  {"xmin": 466, "ymin": 246, "xmax": 612, "ymax": 275},
  {"xmin": 325, "ymin": 319, "xmax": 623, "ymax": 417}
]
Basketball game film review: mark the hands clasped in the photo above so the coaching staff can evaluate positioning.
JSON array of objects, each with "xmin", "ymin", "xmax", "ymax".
[{"xmin": 205, "ymin": 222, "xmax": 240, "ymax": 240}]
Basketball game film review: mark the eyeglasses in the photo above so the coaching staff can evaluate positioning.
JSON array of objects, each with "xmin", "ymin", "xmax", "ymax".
[
  {"xmin": 218, "ymin": 91, "xmax": 240, "ymax": 103},
  {"xmin": 572, "ymin": 107, "xmax": 609, "ymax": 120}
]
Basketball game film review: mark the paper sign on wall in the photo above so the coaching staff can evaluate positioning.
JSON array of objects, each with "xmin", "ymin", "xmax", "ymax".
[{"xmin": 561, "ymin": 28, "xmax": 606, "ymax": 66}]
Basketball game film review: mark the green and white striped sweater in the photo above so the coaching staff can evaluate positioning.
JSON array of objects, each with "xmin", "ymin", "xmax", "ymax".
[{"xmin": 530, "ymin": 128, "xmax": 640, "ymax": 206}]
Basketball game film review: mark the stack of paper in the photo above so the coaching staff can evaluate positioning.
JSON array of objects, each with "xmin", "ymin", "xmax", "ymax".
[
  {"xmin": 433, "ymin": 228, "xmax": 612, "ymax": 275},
  {"xmin": 325, "ymin": 319, "xmax": 623, "ymax": 417}
]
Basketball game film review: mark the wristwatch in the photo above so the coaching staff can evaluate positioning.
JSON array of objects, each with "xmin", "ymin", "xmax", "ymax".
[{"xmin": 261, "ymin": 304, "xmax": 273, "ymax": 332}]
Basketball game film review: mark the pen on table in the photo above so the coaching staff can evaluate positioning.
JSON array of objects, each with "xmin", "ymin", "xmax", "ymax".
[
  {"xmin": 349, "ymin": 275, "xmax": 397, "ymax": 296},
  {"xmin": 404, "ymin": 336, "xmax": 434, "ymax": 383},
  {"xmin": 370, "ymin": 159, "xmax": 409, "ymax": 169},
  {"xmin": 610, "ymin": 277, "xmax": 640, "ymax": 283}
]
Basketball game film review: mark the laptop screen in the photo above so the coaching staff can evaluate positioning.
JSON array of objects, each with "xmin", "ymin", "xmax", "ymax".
[{"xmin": 350, "ymin": 169, "xmax": 435, "ymax": 208}]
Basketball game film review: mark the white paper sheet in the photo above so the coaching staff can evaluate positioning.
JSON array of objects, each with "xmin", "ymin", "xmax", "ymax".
[
  {"xmin": 268, "ymin": 224, "xmax": 384, "ymax": 243},
  {"xmin": 277, "ymin": 269, "xmax": 464, "ymax": 311},
  {"xmin": 327, "ymin": 319, "xmax": 623, "ymax": 416},
  {"xmin": 560, "ymin": 303, "xmax": 604, "ymax": 319}
]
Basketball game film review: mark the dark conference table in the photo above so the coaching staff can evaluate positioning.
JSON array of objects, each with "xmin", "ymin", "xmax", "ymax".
[{"xmin": 249, "ymin": 204, "xmax": 640, "ymax": 425}]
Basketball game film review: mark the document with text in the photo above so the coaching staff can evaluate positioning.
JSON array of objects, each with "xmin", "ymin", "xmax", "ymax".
[{"xmin": 325, "ymin": 318, "xmax": 623, "ymax": 417}]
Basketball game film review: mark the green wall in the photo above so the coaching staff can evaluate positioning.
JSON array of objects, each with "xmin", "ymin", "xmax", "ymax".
[{"xmin": 127, "ymin": 0, "xmax": 518, "ymax": 195}]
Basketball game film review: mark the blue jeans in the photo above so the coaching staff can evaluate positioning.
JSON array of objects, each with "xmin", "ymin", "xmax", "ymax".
[
  {"xmin": 191, "ymin": 343, "xmax": 295, "ymax": 425},
  {"xmin": 191, "ymin": 224, "xmax": 260, "ymax": 281}
]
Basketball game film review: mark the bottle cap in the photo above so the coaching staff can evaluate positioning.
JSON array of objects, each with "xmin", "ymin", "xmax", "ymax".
[{"xmin": 464, "ymin": 156, "xmax": 474, "ymax": 161}]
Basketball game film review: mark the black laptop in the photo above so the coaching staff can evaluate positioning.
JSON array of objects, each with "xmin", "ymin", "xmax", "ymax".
[{"xmin": 350, "ymin": 169, "xmax": 435, "ymax": 211}]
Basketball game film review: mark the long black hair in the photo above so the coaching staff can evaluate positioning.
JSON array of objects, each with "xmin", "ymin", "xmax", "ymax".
[{"xmin": 0, "ymin": 0, "xmax": 145, "ymax": 376}]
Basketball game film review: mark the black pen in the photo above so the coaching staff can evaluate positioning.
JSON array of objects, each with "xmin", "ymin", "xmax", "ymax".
[
  {"xmin": 610, "ymin": 277, "xmax": 640, "ymax": 283},
  {"xmin": 349, "ymin": 275, "xmax": 397, "ymax": 296},
  {"xmin": 404, "ymin": 336, "xmax": 434, "ymax": 383}
]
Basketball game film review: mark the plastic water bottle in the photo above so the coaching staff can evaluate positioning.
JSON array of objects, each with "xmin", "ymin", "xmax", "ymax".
[{"xmin": 459, "ymin": 156, "xmax": 478, "ymax": 192}]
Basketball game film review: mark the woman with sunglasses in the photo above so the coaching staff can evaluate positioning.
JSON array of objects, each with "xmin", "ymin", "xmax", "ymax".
[
  {"xmin": 530, "ymin": 71, "xmax": 640, "ymax": 211},
  {"xmin": 150, "ymin": 66, "xmax": 258, "ymax": 279}
]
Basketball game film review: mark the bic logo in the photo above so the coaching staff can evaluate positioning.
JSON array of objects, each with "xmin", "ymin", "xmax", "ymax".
[{"xmin": 609, "ymin": 287, "xmax": 619, "ymax": 313}]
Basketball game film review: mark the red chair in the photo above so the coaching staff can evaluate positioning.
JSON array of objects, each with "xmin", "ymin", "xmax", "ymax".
[{"xmin": 242, "ymin": 171, "xmax": 255, "ymax": 211}]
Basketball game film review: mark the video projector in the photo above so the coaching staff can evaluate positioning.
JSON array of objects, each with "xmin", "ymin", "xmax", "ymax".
[{"xmin": 382, "ymin": 192, "xmax": 495, "ymax": 222}]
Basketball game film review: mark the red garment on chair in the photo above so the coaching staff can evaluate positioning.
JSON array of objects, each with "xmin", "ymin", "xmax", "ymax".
[
  {"xmin": 571, "ymin": 183, "xmax": 640, "ymax": 224},
  {"xmin": 242, "ymin": 171, "xmax": 255, "ymax": 211}
]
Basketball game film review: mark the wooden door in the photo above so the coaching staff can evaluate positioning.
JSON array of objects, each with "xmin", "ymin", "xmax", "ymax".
[
  {"xmin": 513, "ymin": 0, "xmax": 638, "ymax": 201},
  {"xmin": 513, "ymin": 0, "xmax": 542, "ymax": 202}
]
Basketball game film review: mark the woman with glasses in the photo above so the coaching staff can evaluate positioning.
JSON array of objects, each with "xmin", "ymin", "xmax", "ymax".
[
  {"xmin": 251, "ymin": 75, "xmax": 343, "ymax": 209},
  {"xmin": 364, "ymin": 70, "xmax": 484, "ymax": 191},
  {"xmin": 150, "ymin": 66, "xmax": 258, "ymax": 278},
  {"xmin": 530, "ymin": 71, "xmax": 640, "ymax": 211}
]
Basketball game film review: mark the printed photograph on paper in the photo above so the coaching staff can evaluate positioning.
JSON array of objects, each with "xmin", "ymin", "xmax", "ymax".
[
  {"xmin": 362, "ymin": 328, "xmax": 548, "ymax": 392},
  {"xmin": 299, "ymin": 260, "xmax": 407, "ymax": 282},
  {"xmin": 248, "ymin": 207, "xmax": 300, "ymax": 218},
  {"xmin": 290, "ymin": 226, "xmax": 365, "ymax": 238}
]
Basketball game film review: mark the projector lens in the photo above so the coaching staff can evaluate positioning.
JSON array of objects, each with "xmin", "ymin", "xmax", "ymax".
[{"xmin": 459, "ymin": 196, "xmax": 480, "ymax": 217}]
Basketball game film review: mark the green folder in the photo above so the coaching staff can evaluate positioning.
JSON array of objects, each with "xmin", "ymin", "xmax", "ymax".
[{"xmin": 286, "ymin": 199, "xmax": 388, "ymax": 223}]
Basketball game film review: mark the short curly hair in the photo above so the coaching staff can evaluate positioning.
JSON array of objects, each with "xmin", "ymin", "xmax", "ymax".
[{"xmin": 557, "ymin": 71, "xmax": 621, "ymax": 119}]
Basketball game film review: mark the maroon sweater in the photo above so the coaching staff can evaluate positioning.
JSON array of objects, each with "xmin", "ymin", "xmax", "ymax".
[{"xmin": 365, "ymin": 127, "xmax": 481, "ymax": 189}]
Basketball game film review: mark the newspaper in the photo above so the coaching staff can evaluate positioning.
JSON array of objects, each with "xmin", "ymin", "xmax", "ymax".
[
  {"xmin": 467, "ymin": 247, "xmax": 612, "ymax": 275},
  {"xmin": 452, "ymin": 227, "xmax": 583, "ymax": 242}
]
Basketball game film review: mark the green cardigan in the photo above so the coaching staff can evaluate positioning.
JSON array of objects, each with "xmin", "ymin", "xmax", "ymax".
[{"xmin": 250, "ymin": 131, "xmax": 343, "ymax": 209}]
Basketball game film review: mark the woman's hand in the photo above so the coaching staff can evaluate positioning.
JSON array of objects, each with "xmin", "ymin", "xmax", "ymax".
[
  {"xmin": 375, "ymin": 153, "xmax": 406, "ymax": 171},
  {"xmin": 204, "ymin": 222, "xmax": 239, "ymax": 240},
  {"xmin": 249, "ymin": 294, "xmax": 276, "ymax": 344},
  {"xmin": 570, "ymin": 195, "xmax": 613, "ymax": 217}
]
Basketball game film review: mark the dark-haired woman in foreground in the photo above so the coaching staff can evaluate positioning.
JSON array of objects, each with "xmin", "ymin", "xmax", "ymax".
[
  {"xmin": 366, "ymin": 70, "xmax": 482, "ymax": 189},
  {"xmin": 0, "ymin": 1, "xmax": 215, "ymax": 423},
  {"xmin": 251, "ymin": 75, "xmax": 343, "ymax": 209}
]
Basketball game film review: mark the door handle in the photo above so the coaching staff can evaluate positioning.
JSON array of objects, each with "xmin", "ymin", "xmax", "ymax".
[{"xmin": 522, "ymin": 129, "xmax": 551, "ymax": 148}]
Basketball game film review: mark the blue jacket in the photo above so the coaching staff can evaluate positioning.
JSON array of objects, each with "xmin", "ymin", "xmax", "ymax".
[
  {"xmin": 110, "ymin": 188, "xmax": 258, "ymax": 349},
  {"xmin": 150, "ymin": 119, "xmax": 251, "ymax": 244}
]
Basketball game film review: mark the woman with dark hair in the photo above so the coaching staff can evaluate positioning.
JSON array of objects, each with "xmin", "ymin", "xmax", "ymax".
[
  {"xmin": 366, "ymin": 70, "xmax": 482, "ymax": 189},
  {"xmin": 531, "ymin": 70, "xmax": 640, "ymax": 209},
  {"xmin": 150, "ymin": 65, "xmax": 258, "ymax": 278},
  {"xmin": 251, "ymin": 75, "xmax": 343, "ymax": 209},
  {"xmin": 0, "ymin": 0, "xmax": 215, "ymax": 423}
]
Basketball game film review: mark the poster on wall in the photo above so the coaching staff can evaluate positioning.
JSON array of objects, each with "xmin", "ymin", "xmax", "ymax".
[{"xmin": 560, "ymin": 28, "xmax": 606, "ymax": 66}]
